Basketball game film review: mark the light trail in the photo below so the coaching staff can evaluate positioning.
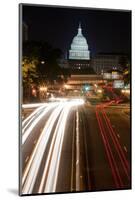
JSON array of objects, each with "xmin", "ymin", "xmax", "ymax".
[
  {"xmin": 95, "ymin": 99, "xmax": 130, "ymax": 188},
  {"xmin": 43, "ymin": 101, "xmax": 84, "ymax": 193},
  {"xmin": 22, "ymin": 99, "xmax": 84, "ymax": 194},
  {"xmin": 22, "ymin": 103, "xmax": 48, "ymax": 109},
  {"xmin": 41, "ymin": 104, "xmax": 72, "ymax": 193},
  {"xmin": 40, "ymin": 101, "xmax": 84, "ymax": 193},
  {"xmin": 22, "ymin": 108, "xmax": 45, "ymax": 134},
  {"xmin": 75, "ymin": 109, "xmax": 80, "ymax": 191},
  {"xmin": 22, "ymin": 103, "xmax": 58, "ymax": 144},
  {"xmin": 70, "ymin": 112, "xmax": 76, "ymax": 191},
  {"xmin": 22, "ymin": 104, "xmax": 47, "ymax": 127},
  {"xmin": 96, "ymin": 108, "xmax": 122, "ymax": 188},
  {"xmin": 22, "ymin": 104, "xmax": 65, "ymax": 194},
  {"xmin": 102, "ymin": 108, "xmax": 130, "ymax": 178}
]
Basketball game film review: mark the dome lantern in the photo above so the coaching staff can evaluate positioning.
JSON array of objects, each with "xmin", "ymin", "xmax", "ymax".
[{"xmin": 78, "ymin": 22, "xmax": 82, "ymax": 35}]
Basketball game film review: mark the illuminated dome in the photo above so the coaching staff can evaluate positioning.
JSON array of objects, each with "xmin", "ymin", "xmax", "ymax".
[{"xmin": 69, "ymin": 23, "xmax": 90, "ymax": 60}]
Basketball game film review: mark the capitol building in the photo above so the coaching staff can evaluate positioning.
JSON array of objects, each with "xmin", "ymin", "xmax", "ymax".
[
  {"xmin": 69, "ymin": 23, "xmax": 90, "ymax": 60},
  {"xmin": 68, "ymin": 23, "xmax": 92, "ymax": 73}
]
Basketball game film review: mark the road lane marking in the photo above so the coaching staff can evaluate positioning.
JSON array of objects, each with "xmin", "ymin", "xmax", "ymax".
[
  {"xmin": 124, "ymin": 146, "xmax": 128, "ymax": 152},
  {"xmin": 76, "ymin": 110, "xmax": 80, "ymax": 191},
  {"xmin": 33, "ymin": 140, "xmax": 37, "ymax": 145},
  {"xmin": 71, "ymin": 112, "xmax": 75, "ymax": 192},
  {"xmin": 82, "ymin": 111, "xmax": 91, "ymax": 190},
  {"xmin": 76, "ymin": 160, "xmax": 79, "ymax": 165},
  {"xmin": 25, "ymin": 156, "xmax": 29, "ymax": 163}
]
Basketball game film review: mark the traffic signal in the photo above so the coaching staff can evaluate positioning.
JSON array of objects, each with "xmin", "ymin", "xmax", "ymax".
[{"xmin": 83, "ymin": 84, "xmax": 90, "ymax": 91}]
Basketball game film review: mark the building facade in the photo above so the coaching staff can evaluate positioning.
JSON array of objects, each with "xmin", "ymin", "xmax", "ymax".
[{"xmin": 91, "ymin": 53, "xmax": 128, "ymax": 74}]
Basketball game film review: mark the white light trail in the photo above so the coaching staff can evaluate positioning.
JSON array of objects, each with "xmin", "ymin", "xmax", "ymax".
[
  {"xmin": 22, "ymin": 109, "xmax": 44, "ymax": 134},
  {"xmin": 39, "ymin": 104, "xmax": 71, "ymax": 193},
  {"xmin": 22, "ymin": 104, "xmax": 65, "ymax": 194},
  {"xmin": 22, "ymin": 104, "xmax": 47, "ymax": 127},
  {"xmin": 22, "ymin": 103, "xmax": 57, "ymax": 144},
  {"xmin": 76, "ymin": 110, "xmax": 80, "ymax": 191},
  {"xmin": 22, "ymin": 99, "xmax": 84, "ymax": 194},
  {"xmin": 49, "ymin": 97, "xmax": 67, "ymax": 102},
  {"xmin": 22, "ymin": 103, "xmax": 48, "ymax": 109}
]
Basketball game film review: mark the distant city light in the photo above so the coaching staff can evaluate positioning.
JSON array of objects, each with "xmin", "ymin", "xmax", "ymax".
[
  {"xmin": 97, "ymin": 89, "xmax": 102, "ymax": 93},
  {"xmin": 85, "ymin": 86, "xmax": 90, "ymax": 91},
  {"xmin": 83, "ymin": 84, "xmax": 90, "ymax": 91},
  {"xmin": 32, "ymin": 89, "xmax": 36, "ymax": 96},
  {"xmin": 121, "ymin": 89, "xmax": 130, "ymax": 94},
  {"xmin": 39, "ymin": 86, "xmax": 47, "ymax": 92},
  {"xmin": 41, "ymin": 61, "xmax": 45, "ymax": 64},
  {"xmin": 64, "ymin": 84, "xmax": 70, "ymax": 89}
]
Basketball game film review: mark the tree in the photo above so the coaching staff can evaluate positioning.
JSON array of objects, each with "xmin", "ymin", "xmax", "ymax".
[
  {"xmin": 22, "ymin": 57, "xmax": 38, "ymax": 84},
  {"xmin": 22, "ymin": 40, "xmax": 68, "ymax": 102},
  {"xmin": 123, "ymin": 63, "xmax": 130, "ymax": 85},
  {"xmin": 22, "ymin": 56, "xmax": 39, "ymax": 102},
  {"xmin": 118, "ymin": 55, "xmax": 128, "ymax": 70},
  {"xmin": 36, "ymin": 43, "xmax": 68, "ymax": 84}
]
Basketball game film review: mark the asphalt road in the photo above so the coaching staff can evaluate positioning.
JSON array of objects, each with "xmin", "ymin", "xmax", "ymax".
[{"xmin": 21, "ymin": 99, "xmax": 131, "ymax": 195}]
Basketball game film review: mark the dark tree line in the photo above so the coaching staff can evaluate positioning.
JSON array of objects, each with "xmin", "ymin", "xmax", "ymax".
[
  {"xmin": 118, "ymin": 55, "xmax": 130, "ymax": 85},
  {"xmin": 22, "ymin": 41, "xmax": 70, "ymax": 102}
]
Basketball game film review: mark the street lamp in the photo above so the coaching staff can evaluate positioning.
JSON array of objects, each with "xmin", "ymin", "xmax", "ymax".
[
  {"xmin": 64, "ymin": 84, "xmax": 70, "ymax": 89},
  {"xmin": 39, "ymin": 86, "xmax": 47, "ymax": 92},
  {"xmin": 97, "ymin": 89, "xmax": 102, "ymax": 93},
  {"xmin": 32, "ymin": 88, "xmax": 36, "ymax": 96},
  {"xmin": 121, "ymin": 89, "xmax": 130, "ymax": 94},
  {"xmin": 41, "ymin": 60, "xmax": 45, "ymax": 64}
]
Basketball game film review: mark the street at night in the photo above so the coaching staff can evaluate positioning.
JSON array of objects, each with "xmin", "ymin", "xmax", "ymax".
[
  {"xmin": 21, "ymin": 96, "xmax": 130, "ymax": 194},
  {"xmin": 20, "ymin": 4, "xmax": 131, "ymax": 195}
]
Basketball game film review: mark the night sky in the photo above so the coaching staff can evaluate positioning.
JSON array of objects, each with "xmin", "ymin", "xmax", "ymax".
[{"xmin": 22, "ymin": 4, "xmax": 131, "ymax": 57}]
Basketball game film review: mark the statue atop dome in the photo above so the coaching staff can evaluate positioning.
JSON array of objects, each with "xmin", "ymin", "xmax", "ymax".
[{"xmin": 78, "ymin": 22, "xmax": 82, "ymax": 35}]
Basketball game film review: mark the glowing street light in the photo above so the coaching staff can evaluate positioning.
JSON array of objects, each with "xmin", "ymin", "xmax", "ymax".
[
  {"xmin": 97, "ymin": 89, "xmax": 102, "ymax": 93},
  {"xmin": 64, "ymin": 84, "xmax": 70, "ymax": 89},
  {"xmin": 32, "ymin": 89, "xmax": 36, "ymax": 96},
  {"xmin": 39, "ymin": 86, "xmax": 47, "ymax": 92},
  {"xmin": 85, "ymin": 86, "xmax": 90, "ymax": 91},
  {"xmin": 41, "ymin": 61, "xmax": 45, "ymax": 64},
  {"xmin": 121, "ymin": 89, "xmax": 130, "ymax": 94}
]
